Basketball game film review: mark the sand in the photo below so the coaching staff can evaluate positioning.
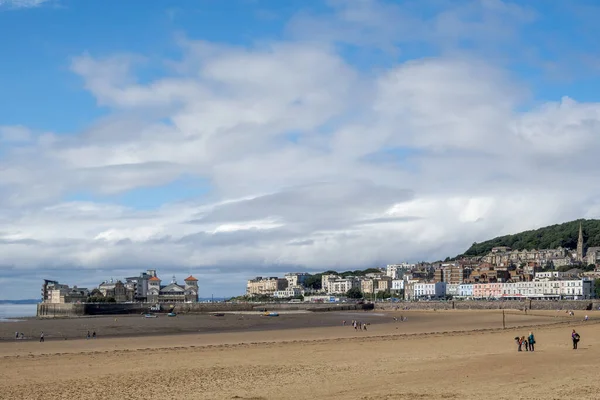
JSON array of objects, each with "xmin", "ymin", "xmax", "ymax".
[{"xmin": 0, "ymin": 309, "xmax": 598, "ymax": 400}]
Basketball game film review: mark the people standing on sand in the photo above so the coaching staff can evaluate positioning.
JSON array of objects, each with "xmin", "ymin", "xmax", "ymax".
[
  {"xmin": 572, "ymin": 330, "xmax": 580, "ymax": 349},
  {"xmin": 528, "ymin": 332, "xmax": 536, "ymax": 351},
  {"xmin": 521, "ymin": 336, "xmax": 528, "ymax": 351},
  {"xmin": 515, "ymin": 336, "xmax": 522, "ymax": 352},
  {"xmin": 40, "ymin": 331, "xmax": 44, "ymax": 343}
]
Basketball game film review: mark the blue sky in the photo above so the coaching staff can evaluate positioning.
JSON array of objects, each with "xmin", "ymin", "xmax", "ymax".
[
  {"xmin": 3, "ymin": 0, "xmax": 600, "ymax": 136},
  {"xmin": 2, "ymin": 0, "xmax": 600, "ymax": 299}
]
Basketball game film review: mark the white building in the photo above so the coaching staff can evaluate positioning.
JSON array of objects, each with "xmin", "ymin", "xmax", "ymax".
[
  {"xmin": 386, "ymin": 263, "xmax": 415, "ymax": 278},
  {"xmin": 324, "ymin": 277, "xmax": 359, "ymax": 294},
  {"xmin": 458, "ymin": 284, "xmax": 474, "ymax": 297},
  {"xmin": 273, "ymin": 286, "xmax": 304, "ymax": 298},
  {"xmin": 534, "ymin": 271, "xmax": 575, "ymax": 280},
  {"xmin": 446, "ymin": 283, "xmax": 460, "ymax": 297},
  {"xmin": 502, "ymin": 279, "xmax": 593, "ymax": 300},
  {"xmin": 413, "ymin": 282, "xmax": 446, "ymax": 299},
  {"xmin": 284, "ymin": 273, "xmax": 311, "ymax": 287},
  {"xmin": 321, "ymin": 274, "xmax": 339, "ymax": 292},
  {"xmin": 391, "ymin": 279, "xmax": 404, "ymax": 293}
]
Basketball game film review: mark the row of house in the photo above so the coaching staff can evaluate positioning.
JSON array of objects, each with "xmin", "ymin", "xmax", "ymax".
[{"xmin": 404, "ymin": 277, "xmax": 594, "ymax": 300}]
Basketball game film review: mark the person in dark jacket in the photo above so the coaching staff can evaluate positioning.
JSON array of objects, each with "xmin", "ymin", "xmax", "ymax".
[
  {"xmin": 515, "ymin": 336, "xmax": 522, "ymax": 351},
  {"xmin": 572, "ymin": 329, "xmax": 580, "ymax": 349},
  {"xmin": 528, "ymin": 332, "xmax": 536, "ymax": 351}
]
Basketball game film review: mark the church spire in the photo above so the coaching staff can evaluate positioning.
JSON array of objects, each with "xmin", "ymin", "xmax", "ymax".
[{"xmin": 577, "ymin": 222, "xmax": 584, "ymax": 262}]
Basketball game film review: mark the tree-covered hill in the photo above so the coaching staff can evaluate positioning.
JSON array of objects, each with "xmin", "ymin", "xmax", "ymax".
[{"xmin": 461, "ymin": 219, "xmax": 600, "ymax": 257}]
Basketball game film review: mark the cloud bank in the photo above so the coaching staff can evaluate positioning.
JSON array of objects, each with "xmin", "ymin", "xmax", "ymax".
[{"xmin": 2, "ymin": 0, "xmax": 600, "ymax": 298}]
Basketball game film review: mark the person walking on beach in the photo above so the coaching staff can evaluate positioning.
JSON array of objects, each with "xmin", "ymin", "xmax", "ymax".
[
  {"xmin": 528, "ymin": 332, "xmax": 536, "ymax": 351},
  {"xmin": 572, "ymin": 330, "xmax": 580, "ymax": 349},
  {"xmin": 40, "ymin": 331, "xmax": 44, "ymax": 343}
]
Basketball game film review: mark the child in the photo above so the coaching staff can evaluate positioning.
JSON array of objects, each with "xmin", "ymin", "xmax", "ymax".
[
  {"xmin": 515, "ymin": 336, "xmax": 522, "ymax": 352},
  {"xmin": 522, "ymin": 336, "xmax": 528, "ymax": 351}
]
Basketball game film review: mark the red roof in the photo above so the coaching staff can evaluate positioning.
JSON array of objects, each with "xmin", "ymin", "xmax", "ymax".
[
  {"xmin": 184, "ymin": 275, "xmax": 198, "ymax": 281},
  {"xmin": 149, "ymin": 276, "xmax": 160, "ymax": 281}
]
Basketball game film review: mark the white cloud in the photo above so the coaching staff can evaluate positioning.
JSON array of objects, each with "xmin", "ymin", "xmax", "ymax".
[
  {"xmin": 0, "ymin": 0, "xmax": 49, "ymax": 9},
  {"xmin": 2, "ymin": 0, "xmax": 600, "ymax": 298}
]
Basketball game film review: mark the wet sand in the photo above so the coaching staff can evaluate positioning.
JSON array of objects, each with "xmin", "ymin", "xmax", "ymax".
[
  {"xmin": 0, "ymin": 309, "xmax": 572, "ymax": 341},
  {"xmin": 2, "ymin": 310, "xmax": 598, "ymax": 399},
  {"xmin": 0, "ymin": 310, "xmax": 391, "ymax": 341}
]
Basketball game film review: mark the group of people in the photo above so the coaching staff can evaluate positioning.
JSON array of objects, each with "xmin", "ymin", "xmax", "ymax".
[
  {"xmin": 86, "ymin": 330, "xmax": 97, "ymax": 339},
  {"xmin": 515, "ymin": 330, "xmax": 583, "ymax": 351},
  {"xmin": 14, "ymin": 332, "xmax": 25, "ymax": 340},
  {"xmin": 514, "ymin": 332, "xmax": 536, "ymax": 352},
  {"xmin": 343, "ymin": 320, "xmax": 369, "ymax": 330}
]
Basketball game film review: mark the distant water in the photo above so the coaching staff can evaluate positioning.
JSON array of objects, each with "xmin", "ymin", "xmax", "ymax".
[{"xmin": 0, "ymin": 304, "xmax": 37, "ymax": 321}]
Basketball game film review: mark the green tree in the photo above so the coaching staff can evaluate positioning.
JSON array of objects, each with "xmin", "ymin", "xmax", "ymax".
[
  {"xmin": 303, "ymin": 274, "xmax": 322, "ymax": 290},
  {"xmin": 346, "ymin": 287, "xmax": 363, "ymax": 299},
  {"xmin": 459, "ymin": 219, "xmax": 600, "ymax": 257}
]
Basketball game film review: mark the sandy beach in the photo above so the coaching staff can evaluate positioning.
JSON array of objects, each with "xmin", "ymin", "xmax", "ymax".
[{"xmin": 1, "ymin": 309, "xmax": 598, "ymax": 400}]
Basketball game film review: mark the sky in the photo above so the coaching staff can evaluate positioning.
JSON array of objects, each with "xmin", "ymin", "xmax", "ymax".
[{"xmin": 2, "ymin": 0, "xmax": 600, "ymax": 299}]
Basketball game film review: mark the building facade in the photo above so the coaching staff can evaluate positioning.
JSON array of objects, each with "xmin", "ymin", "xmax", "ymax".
[
  {"xmin": 246, "ymin": 277, "xmax": 288, "ymax": 296},
  {"xmin": 146, "ymin": 275, "xmax": 199, "ymax": 303}
]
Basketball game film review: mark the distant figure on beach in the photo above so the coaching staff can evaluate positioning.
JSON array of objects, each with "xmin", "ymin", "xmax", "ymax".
[
  {"xmin": 20, "ymin": 333, "xmax": 24, "ymax": 340},
  {"xmin": 40, "ymin": 331, "xmax": 44, "ymax": 343},
  {"xmin": 87, "ymin": 331, "xmax": 91, "ymax": 339},
  {"xmin": 515, "ymin": 336, "xmax": 522, "ymax": 352},
  {"xmin": 584, "ymin": 315, "xmax": 589, "ymax": 322},
  {"xmin": 522, "ymin": 336, "xmax": 528, "ymax": 351},
  {"xmin": 92, "ymin": 331, "xmax": 96, "ymax": 339},
  {"xmin": 528, "ymin": 332, "xmax": 536, "ymax": 351},
  {"xmin": 15, "ymin": 332, "xmax": 18, "ymax": 339},
  {"xmin": 572, "ymin": 330, "xmax": 580, "ymax": 349},
  {"xmin": 363, "ymin": 323, "xmax": 367, "ymax": 331},
  {"xmin": 343, "ymin": 320, "xmax": 346, "ymax": 326}
]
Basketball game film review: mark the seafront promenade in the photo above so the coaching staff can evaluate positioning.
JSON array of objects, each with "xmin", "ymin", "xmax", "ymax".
[{"xmin": 36, "ymin": 298, "xmax": 600, "ymax": 319}]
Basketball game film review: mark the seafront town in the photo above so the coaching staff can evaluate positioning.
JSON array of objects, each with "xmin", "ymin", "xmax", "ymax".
[
  {"xmin": 42, "ymin": 225, "xmax": 600, "ymax": 305},
  {"xmin": 247, "ymin": 228, "xmax": 599, "ymax": 301}
]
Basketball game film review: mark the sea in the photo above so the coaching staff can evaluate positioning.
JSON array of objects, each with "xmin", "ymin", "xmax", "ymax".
[
  {"xmin": 0, "ymin": 299, "xmax": 227, "ymax": 321},
  {"xmin": 0, "ymin": 304, "xmax": 38, "ymax": 321}
]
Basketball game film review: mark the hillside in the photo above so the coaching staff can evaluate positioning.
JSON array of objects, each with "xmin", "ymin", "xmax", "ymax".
[{"xmin": 461, "ymin": 219, "xmax": 600, "ymax": 257}]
